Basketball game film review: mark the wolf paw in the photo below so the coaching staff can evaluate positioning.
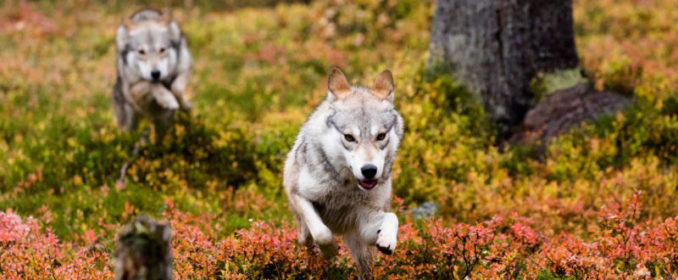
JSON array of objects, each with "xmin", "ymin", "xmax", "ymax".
[
  {"xmin": 318, "ymin": 240, "xmax": 338, "ymax": 259},
  {"xmin": 313, "ymin": 228, "xmax": 337, "ymax": 258},
  {"xmin": 375, "ymin": 228, "xmax": 397, "ymax": 255},
  {"xmin": 179, "ymin": 99, "xmax": 193, "ymax": 112},
  {"xmin": 156, "ymin": 94, "xmax": 180, "ymax": 110}
]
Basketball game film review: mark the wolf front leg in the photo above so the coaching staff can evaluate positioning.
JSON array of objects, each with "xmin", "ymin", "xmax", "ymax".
[
  {"xmin": 115, "ymin": 103, "xmax": 139, "ymax": 131},
  {"xmin": 295, "ymin": 215, "xmax": 313, "ymax": 247},
  {"xmin": 344, "ymin": 211, "xmax": 398, "ymax": 279},
  {"xmin": 291, "ymin": 194, "xmax": 338, "ymax": 258},
  {"xmin": 127, "ymin": 80, "xmax": 153, "ymax": 106},
  {"xmin": 151, "ymin": 84, "xmax": 179, "ymax": 110},
  {"xmin": 170, "ymin": 72, "xmax": 192, "ymax": 111},
  {"xmin": 113, "ymin": 81, "xmax": 140, "ymax": 131},
  {"xmin": 359, "ymin": 211, "xmax": 399, "ymax": 255}
]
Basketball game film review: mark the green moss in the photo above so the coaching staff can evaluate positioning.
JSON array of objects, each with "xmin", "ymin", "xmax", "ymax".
[{"xmin": 531, "ymin": 68, "xmax": 588, "ymax": 102}]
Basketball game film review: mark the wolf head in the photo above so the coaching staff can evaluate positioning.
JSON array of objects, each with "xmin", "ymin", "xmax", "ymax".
[
  {"xmin": 323, "ymin": 67, "xmax": 404, "ymax": 191},
  {"xmin": 116, "ymin": 9, "xmax": 181, "ymax": 82}
]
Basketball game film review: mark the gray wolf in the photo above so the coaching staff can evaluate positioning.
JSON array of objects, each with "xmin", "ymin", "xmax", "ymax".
[
  {"xmin": 114, "ymin": 215, "xmax": 172, "ymax": 280},
  {"xmin": 113, "ymin": 8, "xmax": 193, "ymax": 133},
  {"xmin": 283, "ymin": 67, "xmax": 404, "ymax": 278}
]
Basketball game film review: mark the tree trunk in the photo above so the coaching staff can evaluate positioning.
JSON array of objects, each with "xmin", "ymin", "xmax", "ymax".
[{"xmin": 429, "ymin": 0, "xmax": 580, "ymax": 140}]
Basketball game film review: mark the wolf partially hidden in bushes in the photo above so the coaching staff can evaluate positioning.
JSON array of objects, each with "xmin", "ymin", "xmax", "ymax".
[
  {"xmin": 114, "ymin": 215, "xmax": 172, "ymax": 280},
  {"xmin": 113, "ymin": 8, "xmax": 193, "ymax": 133},
  {"xmin": 283, "ymin": 67, "xmax": 404, "ymax": 278}
]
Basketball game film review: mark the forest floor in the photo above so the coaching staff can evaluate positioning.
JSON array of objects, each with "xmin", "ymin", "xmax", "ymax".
[{"xmin": 2, "ymin": 0, "xmax": 678, "ymax": 278}]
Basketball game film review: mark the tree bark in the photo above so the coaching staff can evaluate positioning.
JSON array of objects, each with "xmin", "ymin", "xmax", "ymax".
[{"xmin": 429, "ymin": 0, "xmax": 579, "ymax": 139}]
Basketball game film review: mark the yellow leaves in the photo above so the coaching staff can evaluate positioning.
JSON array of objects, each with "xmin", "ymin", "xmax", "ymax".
[
  {"xmin": 214, "ymin": 131, "xmax": 232, "ymax": 149},
  {"xmin": 36, "ymin": 121, "xmax": 46, "ymax": 131},
  {"xmin": 174, "ymin": 124, "xmax": 186, "ymax": 138},
  {"xmin": 542, "ymin": 181, "xmax": 561, "ymax": 198},
  {"xmin": 67, "ymin": 137, "xmax": 77, "ymax": 148},
  {"xmin": 65, "ymin": 151, "xmax": 74, "ymax": 162},
  {"xmin": 13, "ymin": 134, "xmax": 24, "ymax": 144},
  {"xmin": 656, "ymin": 98, "xmax": 664, "ymax": 111},
  {"xmin": 72, "ymin": 175, "xmax": 83, "ymax": 186}
]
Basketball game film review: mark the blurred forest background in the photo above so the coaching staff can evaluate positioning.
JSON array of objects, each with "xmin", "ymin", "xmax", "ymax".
[{"xmin": 2, "ymin": 0, "xmax": 678, "ymax": 278}]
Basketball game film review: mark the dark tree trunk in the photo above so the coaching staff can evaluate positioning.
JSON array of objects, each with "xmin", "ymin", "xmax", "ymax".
[{"xmin": 429, "ymin": 0, "xmax": 580, "ymax": 140}]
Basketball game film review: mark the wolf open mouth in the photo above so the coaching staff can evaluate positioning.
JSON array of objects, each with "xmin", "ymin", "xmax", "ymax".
[{"xmin": 358, "ymin": 179, "xmax": 378, "ymax": 189}]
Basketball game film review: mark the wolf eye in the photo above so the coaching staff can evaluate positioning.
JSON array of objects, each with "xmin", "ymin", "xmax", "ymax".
[
  {"xmin": 344, "ymin": 134, "xmax": 356, "ymax": 142},
  {"xmin": 376, "ymin": 133, "xmax": 386, "ymax": 141},
  {"xmin": 138, "ymin": 49, "xmax": 146, "ymax": 55}
]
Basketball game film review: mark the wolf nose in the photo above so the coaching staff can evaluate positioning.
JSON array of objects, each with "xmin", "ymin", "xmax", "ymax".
[
  {"xmin": 361, "ymin": 164, "xmax": 378, "ymax": 179},
  {"xmin": 151, "ymin": 70, "xmax": 161, "ymax": 80}
]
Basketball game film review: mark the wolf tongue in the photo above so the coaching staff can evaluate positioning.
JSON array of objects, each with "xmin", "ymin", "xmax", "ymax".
[{"xmin": 359, "ymin": 180, "xmax": 377, "ymax": 189}]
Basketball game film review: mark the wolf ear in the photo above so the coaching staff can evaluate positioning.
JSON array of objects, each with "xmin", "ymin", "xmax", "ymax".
[
  {"xmin": 159, "ymin": 9, "xmax": 173, "ymax": 25},
  {"xmin": 327, "ymin": 66, "xmax": 352, "ymax": 100},
  {"xmin": 161, "ymin": 9, "xmax": 182, "ymax": 42},
  {"xmin": 121, "ymin": 16, "xmax": 135, "ymax": 30},
  {"xmin": 372, "ymin": 69, "xmax": 394, "ymax": 101},
  {"xmin": 116, "ymin": 23, "xmax": 129, "ymax": 50}
]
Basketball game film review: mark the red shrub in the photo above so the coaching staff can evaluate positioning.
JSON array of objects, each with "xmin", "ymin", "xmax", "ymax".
[
  {"xmin": 0, "ymin": 211, "xmax": 112, "ymax": 280},
  {"xmin": 3, "ymin": 194, "xmax": 678, "ymax": 278}
]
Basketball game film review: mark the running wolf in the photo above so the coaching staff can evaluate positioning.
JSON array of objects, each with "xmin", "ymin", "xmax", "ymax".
[
  {"xmin": 283, "ymin": 67, "xmax": 404, "ymax": 278},
  {"xmin": 112, "ymin": 8, "xmax": 193, "ymax": 132}
]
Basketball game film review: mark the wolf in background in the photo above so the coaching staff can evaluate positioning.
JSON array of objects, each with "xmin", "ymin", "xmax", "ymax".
[
  {"xmin": 113, "ymin": 8, "xmax": 193, "ymax": 133},
  {"xmin": 283, "ymin": 67, "xmax": 404, "ymax": 278}
]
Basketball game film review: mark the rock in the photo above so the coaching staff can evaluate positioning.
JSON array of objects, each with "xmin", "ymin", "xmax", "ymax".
[
  {"xmin": 410, "ymin": 202, "xmax": 439, "ymax": 219},
  {"xmin": 510, "ymin": 82, "xmax": 631, "ymax": 145}
]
